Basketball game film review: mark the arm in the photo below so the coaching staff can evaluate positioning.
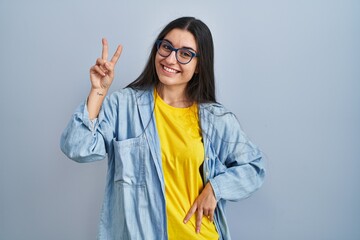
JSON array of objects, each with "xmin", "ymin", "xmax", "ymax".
[
  {"xmin": 209, "ymin": 138, "xmax": 265, "ymax": 202},
  {"xmin": 60, "ymin": 38, "xmax": 123, "ymax": 162},
  {"xmin": 209, "ymin": 113, "xmax": 265, "ymax": 202},
  {"xmin": 184, "ymin": 112, "xmax": 265, "ymax": 233},
  {"xmin": 88, "ymin": 38, "xmax": 122, "ymax": 119},
  {"xmin": 60, "ymin": 101, "xmax": 108, "ymax": 163}
]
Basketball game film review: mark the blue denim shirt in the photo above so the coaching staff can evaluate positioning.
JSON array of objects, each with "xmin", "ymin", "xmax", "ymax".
[{"xmin": 60, "ymin": 87, "xmax": 265, "ymax": 240}]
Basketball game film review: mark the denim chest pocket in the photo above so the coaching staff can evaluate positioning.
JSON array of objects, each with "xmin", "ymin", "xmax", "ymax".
[{"xmin": 113, "ymin": 135, "xmax": 147, "ymax": 186}]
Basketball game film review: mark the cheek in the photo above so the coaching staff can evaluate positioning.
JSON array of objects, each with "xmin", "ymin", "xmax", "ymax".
[
  {"xmin": 184, "ymin": 63, "xmax": 197, "ymax": 77},
  {"xmin": 188, "ymin": 59, "xmax": 198, "ymax": 74},
  {"xmin": 155, "ymin": 56, "xmax": 162, "ymax": 71}
]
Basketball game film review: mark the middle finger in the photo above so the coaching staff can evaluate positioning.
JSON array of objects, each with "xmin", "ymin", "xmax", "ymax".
[{"xmin": 196, "ymin": 210, "xmax": 203, "ymax": 234}]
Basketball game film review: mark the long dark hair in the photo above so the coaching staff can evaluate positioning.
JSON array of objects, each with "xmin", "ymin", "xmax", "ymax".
[{"xmin": 126, "ymin": 17, "xmax": 216, "ymax": 103}]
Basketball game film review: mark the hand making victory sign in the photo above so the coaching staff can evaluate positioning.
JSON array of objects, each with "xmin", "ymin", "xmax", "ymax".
[
  {"xmin": 88, "ymin": 38, "xmax": 123, "ymax": 119},
  {"xmin": 90, "ymin": 38, "xmax": 123, "ymax": 91}
]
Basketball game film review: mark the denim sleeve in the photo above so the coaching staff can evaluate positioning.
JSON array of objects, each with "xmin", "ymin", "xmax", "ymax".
[
  {"xmin": 60, "ymin": 97, "xmax": 115, "ymax": 163},
  {"xmin": 208, "ymin": 114, "xmax": 265, "ymax": 202}
]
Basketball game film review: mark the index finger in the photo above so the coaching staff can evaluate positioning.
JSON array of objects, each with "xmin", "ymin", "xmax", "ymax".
[
  {"xmin": 183, "ymin": 203, "xmax": 197, "ymax": 224},
  {"xmin": 110, "ymin": 45, "xmax": 123, "ymax": 65},
  {"xmin": 102, "ymin": 38, "xmax": 108, "ymax": 60}
]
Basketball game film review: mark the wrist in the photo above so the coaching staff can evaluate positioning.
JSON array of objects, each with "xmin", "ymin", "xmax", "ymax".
[
  {"xmin": 87, "ymin": 88, "xmax": 108, "ymax": 120},
  {"xmin": 90, "ymin": 87, "xmax": 108, "ymax": 98}
]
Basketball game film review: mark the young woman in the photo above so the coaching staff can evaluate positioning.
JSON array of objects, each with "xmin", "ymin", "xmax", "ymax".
[{"xmin": 61, "ymin": 16, "xmax": 265, "ymax": 240}]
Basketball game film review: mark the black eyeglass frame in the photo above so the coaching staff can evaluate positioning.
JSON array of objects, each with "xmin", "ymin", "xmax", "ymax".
[{"xmin": 155, "ymin": 40, "xmax": 200, "ymax": 64}]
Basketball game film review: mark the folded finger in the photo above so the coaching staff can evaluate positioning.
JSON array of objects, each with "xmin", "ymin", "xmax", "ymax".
[
  {"xmin": 103, "ymin": 62, "xmax": 112, "ymax": 71},
  {"xmin": 92, "ymin": 65, "xmax": 106, "ymax": 76},
  {"xmin": 95, "ymin": 58, "xmax": 109, "ymax": 73},
  {"xmin": 208, "ymin": 211, "xmax": 214, "ymax": 222},
  {"xmin": 96, "ymin": 58, "xmax": 106, "ymax": 65},
  {"xmin": 203, "ymin": 209, "xmax": 209, "ymax": 218},
  {"xmin": 100, "ymin": 66, "xmax": 108, "ymax": 75}
]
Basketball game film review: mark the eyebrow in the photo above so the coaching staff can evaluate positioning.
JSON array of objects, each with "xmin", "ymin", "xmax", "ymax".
[{"xmin": 163, "ymin": 38, "xmax": 197, "ymax": 52}]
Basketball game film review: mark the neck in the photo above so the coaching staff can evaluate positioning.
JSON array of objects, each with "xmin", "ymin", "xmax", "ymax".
[{"xmin": 156, "ymin": 84, "xmax": 192, "ymax": 108}]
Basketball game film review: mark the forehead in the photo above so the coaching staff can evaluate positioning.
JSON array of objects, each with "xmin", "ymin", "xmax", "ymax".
[{"xmin": 163, "ymin": 28, "xmax": 197, "ymax": 50}]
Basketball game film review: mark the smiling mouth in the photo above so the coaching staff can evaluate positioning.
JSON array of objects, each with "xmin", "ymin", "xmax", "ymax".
[{"xmin": 162, "ymin": 64, "xmax": 179, "ymax": 74}]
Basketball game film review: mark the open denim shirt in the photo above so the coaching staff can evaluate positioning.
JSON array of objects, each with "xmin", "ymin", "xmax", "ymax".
[{"xmin": 60, "ymin": 87, "xmax": 265, "ymax": 240}]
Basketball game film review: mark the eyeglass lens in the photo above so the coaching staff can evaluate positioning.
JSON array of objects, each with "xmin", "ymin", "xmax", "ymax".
[{"xmin": 157, "ymin": 41, "xmax": 194, "ymax": 64}]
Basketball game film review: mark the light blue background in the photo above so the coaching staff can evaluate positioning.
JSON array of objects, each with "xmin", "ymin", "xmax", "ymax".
[{"xmin": 1, "ymin": 0, "xmax": 359, "ymax": 239}]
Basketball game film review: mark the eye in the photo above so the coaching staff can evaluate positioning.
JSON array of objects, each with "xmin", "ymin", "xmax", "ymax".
[
  {"xmin": 179, "ymin": 49, "xmax": 193, "ymax": 58},
  {"xmin": 161, "ymin": 42, "xmax": 172, "ymax": 51}
]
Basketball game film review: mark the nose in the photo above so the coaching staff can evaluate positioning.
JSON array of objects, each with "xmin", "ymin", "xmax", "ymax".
[{"xmin": 164, "ymin": 50, "xmax": 177, "ymax": 64}]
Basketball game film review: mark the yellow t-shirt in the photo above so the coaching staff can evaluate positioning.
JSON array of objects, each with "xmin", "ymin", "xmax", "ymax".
[{"xmin": 154, "ymin": 90, "xmax": 219, "ymax": 240}]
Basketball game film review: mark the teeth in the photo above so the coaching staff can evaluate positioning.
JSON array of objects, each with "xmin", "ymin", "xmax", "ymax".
[{"xmin": 163, "ymin": 65, "xmax": 177, "ymax": 73}]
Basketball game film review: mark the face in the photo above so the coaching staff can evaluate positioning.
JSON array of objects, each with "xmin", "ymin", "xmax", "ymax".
[{"xmin": 155, "ymin": 28, "xmax": 198, "ymax": 91}]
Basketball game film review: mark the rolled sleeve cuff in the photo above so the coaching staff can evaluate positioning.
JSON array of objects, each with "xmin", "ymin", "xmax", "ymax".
[
  {"xmin": 209, "ymin": 178, "xmax": 221, "ymax": 202},
  {"xmin": 82, "ymin": 99, "xmax": 103, "ymax": 132}
]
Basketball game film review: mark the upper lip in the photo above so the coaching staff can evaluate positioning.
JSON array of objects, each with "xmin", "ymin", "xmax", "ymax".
[{"xmin": 161, "ymin": 64, "xmax": 180, "ymax": 72}]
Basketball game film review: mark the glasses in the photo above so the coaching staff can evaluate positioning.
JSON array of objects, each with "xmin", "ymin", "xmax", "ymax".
[{"xmin": 155, "ymin": 40, "xmax": 199, "ymax": 64}]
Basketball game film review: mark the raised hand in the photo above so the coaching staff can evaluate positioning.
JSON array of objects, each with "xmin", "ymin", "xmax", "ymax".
[
  {"xmin": 183, "ymin": 182, "xmax": 217, "ymax": 234},
  {"xmin": 87, "ymin": 38, "xmax": 122, "ymax": 119},
  {"xmin": 90, "ymin": 38, "xmax": 123, "ymax": 91}
]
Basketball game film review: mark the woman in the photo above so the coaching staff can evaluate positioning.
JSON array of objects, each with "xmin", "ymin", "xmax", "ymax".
[{"xmin": 61, "ymin": 16, "xmax": 265, "ymax": 240}]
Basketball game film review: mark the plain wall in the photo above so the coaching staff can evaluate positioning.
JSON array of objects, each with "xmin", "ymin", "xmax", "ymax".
[{"xmin": 1, "ymin": 0, "xmax": 359, "ymax": 239}]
